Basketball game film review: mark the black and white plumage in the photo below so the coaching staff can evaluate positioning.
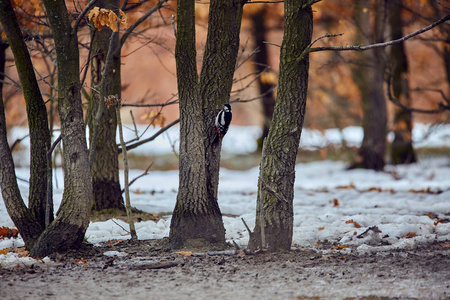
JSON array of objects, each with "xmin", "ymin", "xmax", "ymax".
[{"xmin": 213, "ymin": 104, "xmax": 232, "ymax": 143}]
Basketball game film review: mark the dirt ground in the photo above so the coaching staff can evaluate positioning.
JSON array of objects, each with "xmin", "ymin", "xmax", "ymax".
[{"xmin": 1, "ymin": 240, "xmax": 449, "ymax": 300}]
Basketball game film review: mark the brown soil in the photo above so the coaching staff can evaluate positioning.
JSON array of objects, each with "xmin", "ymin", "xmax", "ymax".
[{"xmin": 1, "ymin": 240, "xmax": 449, "ymax": 300}]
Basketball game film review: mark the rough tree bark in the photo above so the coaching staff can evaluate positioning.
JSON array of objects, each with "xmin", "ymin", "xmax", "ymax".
[
  {"xmin": 249, "ymin": 0, "xmax": 313, "ymax": 251},
  {"xmin": 169, "ymin": 0, "xmax": 244, "ymax": 248},
  {"xmin": 349, "ymin": 0, "xmax": 387, "ymax": 171},
  {"xmin": 389, "ymin": 0, "xmax": 416, "ymax": 164},
  {"xmin": 200, "ymin": 0, "xmax": 244, "ymax": 212},
  {"xmin": 30, "ymin": 0, "xmax": 93, "ymax": 257},
  {"xmin": 0, "ymin": 0, "xmax": 50, "ymax": 247},
  {"xmin": 87, "ymin": 0, "xmax": 125, "ymax": 211}
]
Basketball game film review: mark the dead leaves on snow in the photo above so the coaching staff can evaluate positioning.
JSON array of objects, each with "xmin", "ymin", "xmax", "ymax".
[{"xmin": 0, "ymin": 226, "xmax": 19, "ymax": 239}]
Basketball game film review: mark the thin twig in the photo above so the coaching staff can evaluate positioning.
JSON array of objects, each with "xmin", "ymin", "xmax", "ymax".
[
  {"xmin": 73, "ymin": 0, "xmax": 100, "ymax": 35},
  {"xmin": 308, "ymin": 14, "xmax": 450, "ymax": 54},
  {"xmin": 123, "ymin": 162, "xmax": 153, "ymax": 193},
  {"xmin": 10, "ymin": 134, "xmax": 29, "ymax": 152},
  {"xmin": 241, "ymin": 218, "xmax": 252, "ymax": 235},
  {"xmin": 121, "ymin": 99, "xmax": 179, "ymax": 107},
  {"xmin": 119, "ymin": 0, "xmax": 169, "ymax": 48},
  {"xmin": 118, "ymin": 119, "xmax": 180, "ymax": 153},
  {"xmin": 116, "ymin": 100, "xmax": 138, "ymax": 241},
  {"xmin": 111, "ymin": 218, "xmax": 130, "ymax": 234},
  {"xmin": 386, "ymin": 75, "xmax": 449, "ymax": 114}
]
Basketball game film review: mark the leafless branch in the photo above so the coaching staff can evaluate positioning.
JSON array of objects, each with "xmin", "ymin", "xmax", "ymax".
[
  {"xmin": 73, "ymin": 0, "xmax": 99, "ymax": 35},
  {"xmin": 118, "ymin": 119, "xmax": 180, "ymax": 153},
  {"xmin": 410, "ymin": 88, "xmax": 449, "ymax": 105},
  {"xmin": 120, "ymin": 0, "xmax": 169, "ymax": 48},
  {"xmin": 121, "ymin": 99, "xmax": 179, "ymax": 107},
  {"xmin": 123, "ymin": 162, "xmax": 153, "ymax": 193},
  {"xmin": 386, "ymin": 75, "xmax": 450, "ymax": 114},
  {"xmin": 306, "ymin": 14, "xmax": 450, "ymax": 55},
  {"xmin": 241, "ymin": 218, "xmax": 253, "ymax": 235}
]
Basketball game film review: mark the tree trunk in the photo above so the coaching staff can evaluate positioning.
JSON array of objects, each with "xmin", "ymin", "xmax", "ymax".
[
  {"xmin": 170, "ymin": 0, "xmax": 221, "ymax": 247},
  {"xmin": 249, "ymin": 0, "xmax": 313, "ymax": 251},
  {"xmin": 31, "ymin": 0, "xmax": 93, "ymax": 257},
  {"xmin": 0, "ymin": 0, "xmax": 49, "ymax": 247},
  {"xmin": 87, "ymin": 0, "xmax": 125, "ymax": 212},
  {"xmin": 349, "ymin": 0, "xmax": 387, "ymax": 171},
  {"xmin": 170, "ymin": 0, "xmax": 244, "ymax": 248},
  {"xmin": 249, "ymin": 7, "xmax": 276, "ymax": 149},
  {"xmin": 389, "ymin": 0, "xmax": 416, "ymax": 164},
  {"xmin": 200, "ymin": 0, "xmax": 244, "ymax": 212}
]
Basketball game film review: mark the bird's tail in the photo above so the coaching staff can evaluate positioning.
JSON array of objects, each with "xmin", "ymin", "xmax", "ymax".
[{"xmin": 213, "ymin": 133, "xmax": 220, "ymax": 144}]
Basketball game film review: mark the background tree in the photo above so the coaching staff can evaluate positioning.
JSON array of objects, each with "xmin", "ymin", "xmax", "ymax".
[
  {"xmin": 389, "ymin": 0, "xmax": 416, "ymax": 164},
  {"xmin": 248, "ymin": 5, "xmax": 277, "ymax": 149},
  {"xmin": 87, "ymin": 0, "xmax": 125, "ymax": 212},
  {"xmin": 349, "ymin": 0, "xmax": 387, "ymax": 170},
  {"xmin": 169, "ymin": 0, "xmax": 244, "ymax": 248}
]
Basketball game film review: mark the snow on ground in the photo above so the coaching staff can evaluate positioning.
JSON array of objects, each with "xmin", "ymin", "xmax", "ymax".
[
  {"xmin": 1, "ymin": 123, "xmax": 450, "ymax": 266},
  {"xmin": 7, "ymin": 122, "xmax": 450, "ymax": 167}
]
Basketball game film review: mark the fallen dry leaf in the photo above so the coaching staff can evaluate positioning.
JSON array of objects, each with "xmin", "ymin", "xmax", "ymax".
[
  {"xmin": 318, "ymin": 227, "xmax": 325, "ymax": 231},
  {"xmin": 345, "ymin": 219, "xmax": 362, "ymax": 228},
  {"xmin": 403, "ymin": 232, "xmax": 416, "ymax": 239},
  {"xmin": 336, "ymin": 183, "xmax": 355, "ymax": 189},
  {"xmin": 176, "ymin": 251, "xmax": 193, "ymax": 256},
  {"xmin": 434, "ymin": 219, "xmax": 442, "ymax": 226},
  {"xmin": 12, "ymin": 247, "xmax": 29, "ymax": 257},
  {"xmin": 0, "ymin": 248, "xmax": 8, "ymax": 255},
  {"xmin": 0, "ymin": 226, "xmax": 19, "ymax": 239},
  {"xmin": 332, "ymin": 245, "xmax": 349, "ymax": 250},
  {"xmin": 332, "ymin": 198, "xmax": 339, "ymax": 207},
  {"xmin": 236, "ymin": 250, "xmax": 245, "ymax": 258},
  {"xmin": 107, "ymin": 239, "xmax": 124, "ymax": 246}
]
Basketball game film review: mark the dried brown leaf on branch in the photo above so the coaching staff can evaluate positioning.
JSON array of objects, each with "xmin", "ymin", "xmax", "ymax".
[
  {"xmin": 140, "ymin": 111, "xmax": 166, "ymax": 128},
  {"xmin": 88, "ymin": 7, "xmax": 129, "ymax": 32}
]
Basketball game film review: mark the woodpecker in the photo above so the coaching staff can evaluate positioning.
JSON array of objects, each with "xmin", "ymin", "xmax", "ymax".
[{"xmin": 214, "ymin": 104, "xmax": 232, "ymax": 143}]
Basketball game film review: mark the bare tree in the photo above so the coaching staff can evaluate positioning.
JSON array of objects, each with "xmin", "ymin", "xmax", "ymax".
[
  {"xmin": 389, "ymin": 0, "xmax": 416, "ymax": 164},
  {"xmin": 169, "ymin": 0, "xmax": 245, "ymax": 248}
]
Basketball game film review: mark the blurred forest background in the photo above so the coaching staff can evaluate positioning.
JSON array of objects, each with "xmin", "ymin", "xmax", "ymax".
[{"xmin": 2, "ymin": 0, "xmax": 448, "ymax": 130}]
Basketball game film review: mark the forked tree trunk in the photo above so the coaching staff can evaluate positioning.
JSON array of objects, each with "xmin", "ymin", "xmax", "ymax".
[
  {"xmin": 170, "ymin": 0, "xmax": 222, "ymax": 247},
  {"xmin": 201, "ymin": 0, "xmax": 244, "ymax": 210},
  {"xmin": 87, "ymin": 0, "xmax": 125, "ymax": 211},
  {"xmin": 170, "ymin": 0, "xmax": 244, "ymax": 248},
  {"xmin": 389, "ymin": 0, "xmax": 416, "ymax": 164},
  {"xmin": 350, "ymin": 0, "xmax": 387, "ymax": 171},
  {"xmin": 30, "ymin": 0, "xmax": 93, "ymax": 257},
  {"xmin": 0, "ymin": 0, "xmax": 49, "ymax": 247},
  {"xmin": 249, "ymin": 0, "xmax": 313, "ymax": 251}
]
